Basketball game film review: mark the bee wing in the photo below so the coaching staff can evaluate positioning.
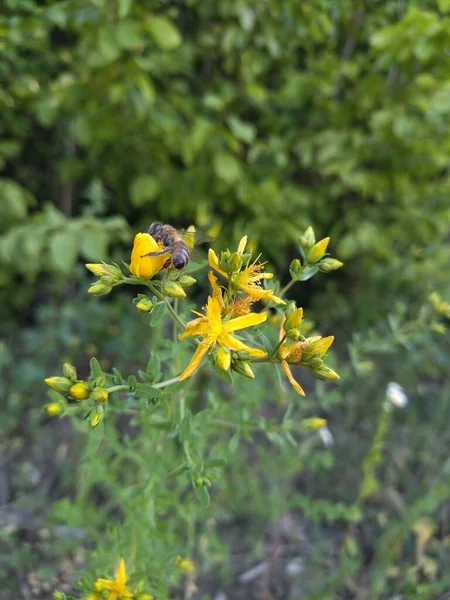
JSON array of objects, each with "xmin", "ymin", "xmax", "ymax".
[
  {"xmin": 180, "ymin": 230, "xmax": 215, "ymax": 249},
  {"xmin": 143, "ymin": 249, "xmax": 172, "ymax": 257}
]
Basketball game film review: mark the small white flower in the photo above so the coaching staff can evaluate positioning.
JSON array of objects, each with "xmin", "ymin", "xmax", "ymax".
[
  {"xmin": 319, "ymin": 425, "xmax": 334, "ymax": 447},
  {"xmin": 386, "ymin": 382, "xmax": 408, "ymax": 408}
]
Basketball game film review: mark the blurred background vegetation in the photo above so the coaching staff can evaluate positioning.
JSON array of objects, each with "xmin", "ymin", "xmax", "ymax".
[{"xmin": 1, "ymin": 0, "xmax": 449, "ymax": 598}]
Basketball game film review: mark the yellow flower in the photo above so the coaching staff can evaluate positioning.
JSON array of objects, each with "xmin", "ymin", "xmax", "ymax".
[
  {"xmin": 178, "ymin": 272, "xmax": 267, "ymax": 380},
  {"xmin": 208, "ymin": 236, "xmax": 285, "ymax": 304},
  {"xmin": 94, "ymin": 558, "xmax": 133, "ymax": 600},
  {"xmin": 175, "ymin": 555, "xmax": 195, "ymax": 572},
  {"xmin": 130, "ymin": 233, "xmax": 169, "ymax": 279}
]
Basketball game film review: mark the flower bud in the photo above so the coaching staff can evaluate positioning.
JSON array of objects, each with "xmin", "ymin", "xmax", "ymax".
[
  {"xmin": 135, "ymin": 595, "xmax": 154, "ymax": 600},
  {"xmin": 235, "ymin": 349, "xmax": 253, "ymax": 361},
  {"xmin": 313, "ymin": 363, "xmax": 340, "ymax": 381},
  {"xmin": 136, "ymin": 297, "xmax": 154, "ymax": 312},
  {"xmin": 45, "ymin": 377, "xmax": 73, "ymax": 393},
  {"xmin": 43, "ymin": 403, "xmax": 64, "ymax": 416},
  {"xmin": 69, "ymin": 381, "xmax": 91, "ymax": 400},
  {"xmin": 302, "ymin": 336, "xmax": 334, "ymax": 359},
  {"xmin": 88, "ymin": 281, "xmax": 112, "ymax": 296},
  {"xmin": 175, "ymin": 556, "xmax": 195, "ymax": 573},
  {"xmin": 92, "ymin": 374, "xmax": 106, "ymax": 388},
  {"xmin": 219, "ymin": 250, "xmax": 231, "ymax": 272},
  {"xmin": 289, "ymin": 258, "xmax": 302, "ymax": 277},
  {"xmin": 299, "ymin": 226, "xmax": 315, "ymax": 249},
  {"xmin": 194, "ymin": 477, "xmax": 204, "ymax": 487},
  {"xmin": 319, "ymin": 258, "xmax": 344, "ymax": 272},
  {"xmin": 86, "ymin": 263, "xmax": 123, "ymax": 279},
  {"xmin": 62, "ymin": 362, "xmax": 77, "ymax": 382},
  {"xmin": 227, "ymin": 252, "xmax": 243, "ymax": 273},
  {"xmin": 214, "ymin": 346, "xmax": 231, "ymax": 371},
  {"xmin": 53, "ymin": 592, "xmax": 67, "ymax": 600},
  {"xmin": 231, "ymin": 360, "xmax": 255, "ymax": 379},
  {"xmin": 89, "ymin": 405, "xmax": 104, "ymax": 428},
  {"xmin": 284, "ymin": 307, "xmax": 303, "ymax": 331},
  {"xmin": 91, "ymin": 387, "xmax": 109, "ymax": 403},
  {"xmin": 307, "ymin": 237, "xmax": 330, "ymax": 263},
  {"xmin": 178, "ymin": 275, "xmax": 197, "ymax": 288},
  {"xmin": 286, "ymin": 328, "xmax": 301, "ymax": 341},
  {"xmin": 162, "ymin": 281, "xmax": 186, "ymax": 298},
  {"xmin": 302, "ymin": 417, "xmax": 327, "ymax": 430}
]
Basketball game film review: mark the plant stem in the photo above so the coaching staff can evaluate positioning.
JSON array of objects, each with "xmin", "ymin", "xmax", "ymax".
[
  {"xmin": 279, "ymin": 278, "xmax": 297, "ymax": 298},
  {"xmin": 147, "ymin": 282, "xmax": 187, "ymax": 329}
]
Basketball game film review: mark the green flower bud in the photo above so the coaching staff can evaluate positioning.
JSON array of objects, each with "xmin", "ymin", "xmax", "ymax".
[
  {"xmin": 227, "ymin": 252, "xmax": 242, "ymax": 273},
  {"xmin": 53, "ymin": 592, "xmax": 67, "ymax": 600},
  {"xmin": 91, "ymin": 387, "xmax": 109, "ymax": 403},
  {"xmin": 44, "ymin": 377, "xmax": 73, "ymax": 393},
  {"xmin": 69, "ymin": 381, "xmax": 91, "ymax": 400},
  {"xmin": 313, "ymin": 363, "xmax": 340, "ymax": 381},
  {"xmin": 319, "ymin": 258, "xmax": 344, "ymax": 272},
  {"xmin": 219, "ymin": 250, "xmax": 231, "ymax": 272},
  {"xmin": 231, "ymin": 360, "xmax": 255, "ymax": 379},
  {"xmin": 89, "ymin": 405, "xmax": 105, "ymax": 428},
  {"xmin": 162, "ymin": 281, "xmax": 186, "ymax": 298},
  {"xmin": 92, "ymin": 374, "xmax": 106, "ymax": 388},
  {"xmin": 286, "ymin": 328, "xmax": 301, "ymax": 341},
  {"xmin": 235, "ymin": 349, "xmax": 252, "ymax": 361},
  {"xmin": 194, "ymin": 477, "xmax": 204, "ymax": 487},
  {"xmin": 86, "ymin": 263, "xmax": 123, "ymax": 279},
  {"xmin": 88, "ymin": 281, "xmax": 112, "ymax": 296},
  {"xmin": 299, "ymin": 226, "xmax": 315, "ymax": 249},
  {"xmin": 178, "ymin": 275, "xmax": 197, "ymax": 288},
  {"xmin": 289, "ymin": 258, "xmax": 302, "ymax": 277},
  {"xmin": 62, "ymin": 362, "xmax": 77, "ymax": 382}
]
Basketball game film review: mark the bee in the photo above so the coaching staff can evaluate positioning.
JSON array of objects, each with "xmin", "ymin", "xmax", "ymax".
[{"xmin": 143, "ymin": 222, "xmax": 213, "ymax": 269}]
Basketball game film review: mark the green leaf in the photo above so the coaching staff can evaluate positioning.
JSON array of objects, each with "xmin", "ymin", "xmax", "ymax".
[
  {"xmin": 49, "ymin": 230, "xmax": 77, "ymax": 273},
  {"xmin": 89, "ymin": 357, "xmax": 103, "ymax": 378},
  {"xmin": 227, "ymin": 116, "xmax": 256, "ymax": 144},
  {"xmin": 146, "ymin": 16, "xmax": 182, "ymax": 51},
  {"xmin": 213, "ymin": 152, "xmax": 242, "ymax": 184},
  {"xmin": 149, "ymin": 303, "xmax": 166, "ymax": 327},
  {"xmin": 195, "ymin": 485, "xmax": 210, "ymax": 508},
  {"xmin": 134, "ymin": 383, "xmax": 163, "ymax": 398},
  {"xmin": 297, "ymin": 266, "xmax": 320, "ymax": 281},
  {"xmin": 130, "ymin": 175, "xmax": 161, "ymax": 206},
  {"xmin": 146, "ymin": 353, "xmax": 161, "ymax": 380}
]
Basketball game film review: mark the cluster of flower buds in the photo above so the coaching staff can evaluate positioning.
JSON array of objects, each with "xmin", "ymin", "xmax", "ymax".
[
  {"xmin": 213, "ymin": 347, "xmax": 256, "ymax": 379},
  {"xmin": 44, "ymin": 362, "xmax": 109, "ymax": 427},
  {"xmin": 86, "ymin": 262, "xmax": 125, "ymax": 296},
  {"xmin": 289, "ymin": 227, "xmax": 343, "ymax": 282}
]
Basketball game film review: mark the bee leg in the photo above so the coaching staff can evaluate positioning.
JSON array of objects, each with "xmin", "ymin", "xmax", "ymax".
[{"xmin": 141, "ymin": 251, "xmax": 169, "ymax": 258}]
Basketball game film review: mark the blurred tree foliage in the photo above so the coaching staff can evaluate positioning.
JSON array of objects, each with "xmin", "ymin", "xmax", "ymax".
[{"xmin": 1, "ymin": 0, "xmax": 449, "ymax": 324}]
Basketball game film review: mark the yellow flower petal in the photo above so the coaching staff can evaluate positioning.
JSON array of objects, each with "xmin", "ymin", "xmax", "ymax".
[
  {"xmin": 208, "ymin": 271, "xmax": 224, "ymax": 308},
  {"xmin": 130, "ymin": 233, "xmax": 169, "ymax": 279},
  {"xmin": 116, "ymin": 559, "xmax": 127, "ymax": 586},
  {"xmin": 237, "ymin": 235, "xmax": 248, "ymax": 254},
  {"xmin": 281, "ymin": 360, "xmax": 306, "ymax": 396},
  {"xmin": 218, "ymin": 332, "xmax": 267, "ymax": 357},
  {"xmin": 308, "ymin": 237, "xmax": 330, "ymax": 262},
  {"xmin": 179, "ymin": 340, "xmax": 212, "ymax": 380},
  {"xmin": 179, "ymin": 317, "xmax": 209, "ymax": 340},
  {"xmin": 223, "ymin": 311, "xmax": 267, "ymax": 332}
]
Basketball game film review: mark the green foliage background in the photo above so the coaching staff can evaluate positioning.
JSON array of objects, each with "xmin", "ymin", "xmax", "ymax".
[{"xmin": 1, "ymin": 0, "xmax": 449, "ymax": 598}]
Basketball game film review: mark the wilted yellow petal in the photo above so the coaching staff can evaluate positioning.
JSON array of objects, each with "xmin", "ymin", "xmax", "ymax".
[
  {"xmin": 179, "ymin": 340, "xmax": 212, "ymax": 380},
  {"xmin": 239, "ymin": 283, "xmax": 285, "ymax": 304},
  {"xmin": 281, "ymin": 361, "xmax": 306, "ymax": 396}
]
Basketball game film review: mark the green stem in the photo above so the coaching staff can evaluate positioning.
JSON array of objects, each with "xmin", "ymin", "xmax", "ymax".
[
  {"xmin": 279, "ymin": 278, "xmax": 297, "ymax": 298},
  {"xmin": 268, "ymin": 333, "xmax": 287, "ymax": 359},
  {"xmin": 147, "ymin": 282, "xmax": 187, "ymax": 329},
  {"xmin": 105, "ymin": 384, "xmax": 129, "ymax": 393}
]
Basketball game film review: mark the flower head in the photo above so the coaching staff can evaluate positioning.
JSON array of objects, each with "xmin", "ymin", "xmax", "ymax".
[
  {"xmin": 130, "ymin": 233, "xmax": 169, "ymax": 279},
  {"xmin": 208, "ymin": 236, "xmax": 285, "ymax": 304},
  {"xmin": 94, "ymin": 558, "xmax": 133, "ymax": 600},
  {"xmin": 178, "ymin": 272, "xmax": 267, "ymax": 380}
]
